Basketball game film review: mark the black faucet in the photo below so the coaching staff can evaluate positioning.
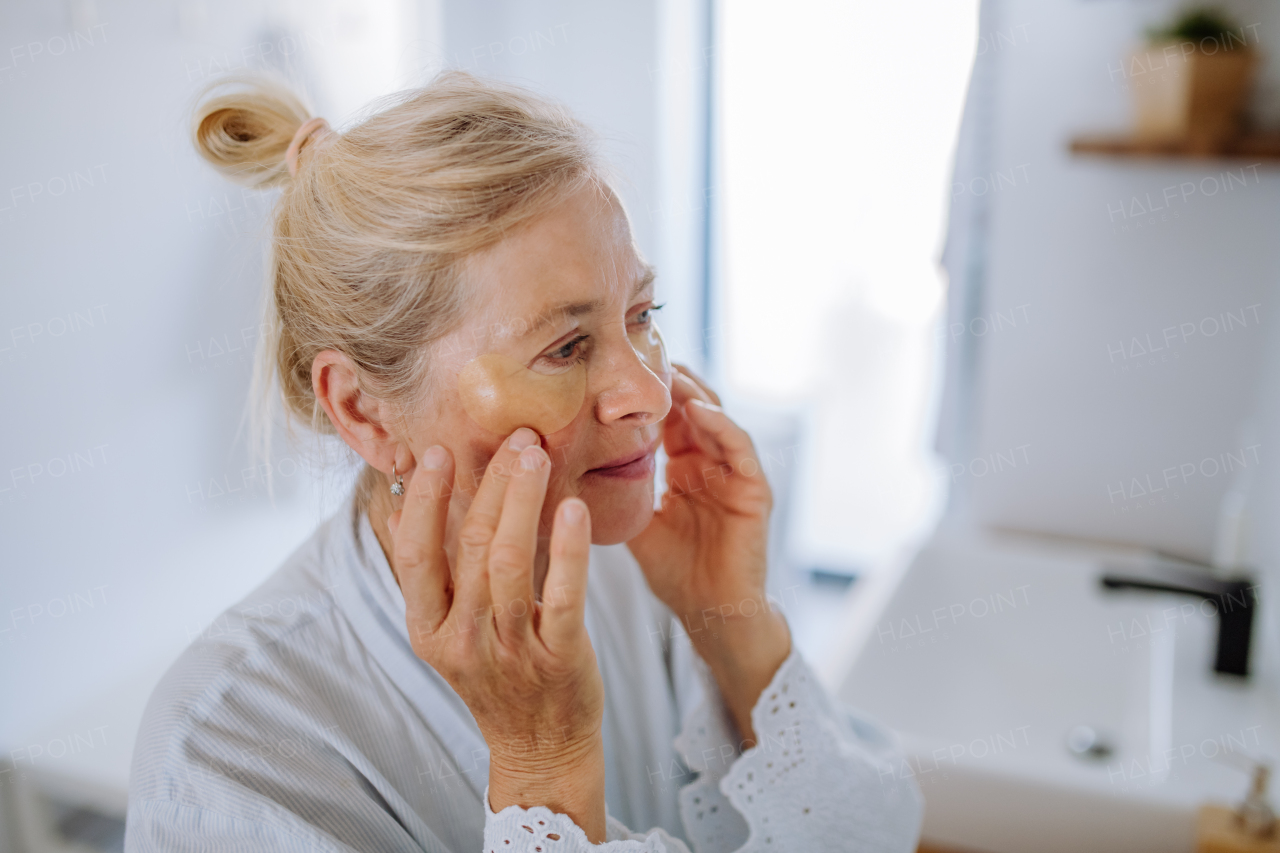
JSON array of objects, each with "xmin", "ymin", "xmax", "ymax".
[{"xmin": 1100, "ymin": 565, "xmax": 1257, "ymax": 677}]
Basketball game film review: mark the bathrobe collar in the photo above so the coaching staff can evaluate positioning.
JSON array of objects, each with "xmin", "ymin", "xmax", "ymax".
[{"xmin": 329, "ymin": 492, "xmax": 491, "ymax": 801}]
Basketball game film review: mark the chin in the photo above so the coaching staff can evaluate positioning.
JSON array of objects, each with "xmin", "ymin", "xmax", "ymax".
[{"xmin": 580, "ymin": 475, "xmax": 656, "ymax": 545}]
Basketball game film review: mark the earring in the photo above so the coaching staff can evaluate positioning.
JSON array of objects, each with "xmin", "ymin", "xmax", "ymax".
[{"xmin": 390, "ymin": 462, "xmax": 405, "ymax": 496}]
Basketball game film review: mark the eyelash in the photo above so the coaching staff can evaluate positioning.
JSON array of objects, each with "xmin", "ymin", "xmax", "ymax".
[
  {"xmin": 543, "ymin": 334, "xmax": 590, "ymax": 367},
  {"xmin": 635, "ymin": 303, "xmax": 665, "ymax": 326},
  {"xmin": 539, "ymin": 304, "xmax": 664, "ymax": 367}
]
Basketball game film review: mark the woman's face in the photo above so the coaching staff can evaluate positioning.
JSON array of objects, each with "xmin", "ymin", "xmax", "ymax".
[{"xmin": 409, "ymin": 183, "xmax": 672, "ymax": 545}]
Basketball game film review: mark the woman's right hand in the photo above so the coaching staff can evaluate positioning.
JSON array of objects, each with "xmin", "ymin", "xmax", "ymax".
[{"xmin": 388, "ymin": 427, "xmax": 607, "ymax": 842}]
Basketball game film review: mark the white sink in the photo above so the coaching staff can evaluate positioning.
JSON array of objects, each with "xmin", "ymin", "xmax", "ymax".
[{"xmin": 831, "ymin": 531, "xmax": 1277, "ymax": 853}]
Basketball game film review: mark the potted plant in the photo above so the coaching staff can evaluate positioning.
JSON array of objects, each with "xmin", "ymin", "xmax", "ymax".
[{"xmin": 1130, "ymin": 7, "xmax": 1259, "ymax": 153}]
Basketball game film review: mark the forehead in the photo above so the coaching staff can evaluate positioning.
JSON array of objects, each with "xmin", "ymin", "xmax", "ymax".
[{"xmin": 460, "ymin": 184, "xmax": 649, "ymax": 337}]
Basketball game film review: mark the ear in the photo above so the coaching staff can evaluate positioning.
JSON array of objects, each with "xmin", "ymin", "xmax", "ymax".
[{"xmin": 312, "ymin": 349, "xmax": 403, "ymax": 474}]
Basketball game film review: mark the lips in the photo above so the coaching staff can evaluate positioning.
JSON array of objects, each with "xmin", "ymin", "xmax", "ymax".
[{"xmin": 585, "ymin": 441, "xmax": 660, "ymax": 480}]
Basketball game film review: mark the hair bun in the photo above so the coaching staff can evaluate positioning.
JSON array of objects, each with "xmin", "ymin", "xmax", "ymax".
[{"xmin": 192, "ymin": 73, "xmax": 313, "ymax": 189}]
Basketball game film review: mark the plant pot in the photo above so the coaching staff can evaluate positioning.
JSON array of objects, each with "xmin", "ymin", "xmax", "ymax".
[{"xmin": 1130, "ymin": 41, "xmax": 1258, "ymax": 153}]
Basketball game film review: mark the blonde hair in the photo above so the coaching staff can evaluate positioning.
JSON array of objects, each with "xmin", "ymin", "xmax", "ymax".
[{"xmin": 191, "ymin": 70, "xmax": 602, "ymax": 508}]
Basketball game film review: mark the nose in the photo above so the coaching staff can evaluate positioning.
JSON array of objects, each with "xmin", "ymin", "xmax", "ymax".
[{"xmin": 592, "ymin": 334, "xmax": 672, "ymax": 427}]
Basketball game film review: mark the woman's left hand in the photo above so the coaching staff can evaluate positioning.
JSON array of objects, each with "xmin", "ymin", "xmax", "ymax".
[{"xmin": 627, "ymin": 364, "xmax": 791, "ymax": 746}]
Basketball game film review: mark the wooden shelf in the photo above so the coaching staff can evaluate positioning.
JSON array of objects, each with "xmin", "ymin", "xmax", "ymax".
[{"xmin": 1070, "ymin": 131, "xmax": 1280, "ymax": 161}]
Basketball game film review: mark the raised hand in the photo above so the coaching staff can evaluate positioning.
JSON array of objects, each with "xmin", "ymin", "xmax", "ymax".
[
  {"xmin": 388, "ymin": 428, "xmax": 607, "ymax": 842},
  {"xmin": 627, "ymin": 366, "xmax": 791, "ymax": 746}
]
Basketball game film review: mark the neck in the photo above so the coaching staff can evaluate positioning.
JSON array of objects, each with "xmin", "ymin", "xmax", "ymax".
[{"xmin": 366, "ymin": 481, "xmax": 400, "ymax": 585}]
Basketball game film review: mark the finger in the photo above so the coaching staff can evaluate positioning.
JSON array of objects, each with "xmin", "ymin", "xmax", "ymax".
[
  {"xmin": 685, "ymin": 398, "xmax": 761, "ymax": 478},
  {"xmin": 488, "ymin": 444, "xmax": 550, "ymax": 640},
  {"xmin": 671, "ymin": 370, "xmax": 711, "ymax": 406},
  {"xmin": 673, "ymin": 363, "xmax": 721, "ymax": 406},
  {"xmin": 392, "ymin": 446, "xmax": 455, "ymax": 638},
  {"xmin": 663, "ymin": 394, "xmax": 728, "ymax": 464},
  {"xmin": 660, "ymin": 378, "xmax": 703, "ymax": 458},
  {"xmin": 539, "ymin": 497, "xmax": 592, "ymax": 655},
  {"xmin": 681, "ymin": 401, "xmax": 728, "ymax": 460},
  {"xmin": 666, "ymin": 372, "xmax": 725, "ymax": 459},
  {"xmin": 453, "ymin": 428, "xmax": 542, "ymax": 623}
]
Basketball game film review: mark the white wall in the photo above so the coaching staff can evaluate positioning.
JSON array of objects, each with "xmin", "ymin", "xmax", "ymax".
[
  {"xmin": 0, "ymin": 0, "xmax": 702, "ymax": 785},
  {"xmin": 962, "ymin": 0, "xmax": 1280, "ymax": 566},
  {"xmin": 0, "ymin": 0, "xmax": 384, "ymax": 751},
  {"xmin": 440, "ymin": 0, "xmax": 710, "ymax": 371}
]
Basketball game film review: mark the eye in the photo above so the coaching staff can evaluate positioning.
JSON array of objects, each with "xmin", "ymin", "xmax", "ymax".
[
  {"xmin": 542, "ymin": 334, "xmax": 588, "ymax": 365},
  {"xmin": 632, "ymin": 302, "xmax": 665, "ymax": 326}
]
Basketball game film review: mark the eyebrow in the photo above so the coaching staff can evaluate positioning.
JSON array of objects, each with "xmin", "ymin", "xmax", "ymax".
[{"xmin": 519, "ymin": 265, "xmax": 656, "ymax": 338}]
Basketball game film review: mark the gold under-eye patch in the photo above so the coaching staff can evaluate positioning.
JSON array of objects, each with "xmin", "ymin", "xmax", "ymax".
[
  {"xmin": 456, "ymin": 353, "xmax": 587, "ymax": 436},
  {"xmin": 630, "ymin": 320, "xmax": 671, "ymax": 380},
  {"xmin": 455, "ymin": 321, "xmax": 670, "ymax": 436}
]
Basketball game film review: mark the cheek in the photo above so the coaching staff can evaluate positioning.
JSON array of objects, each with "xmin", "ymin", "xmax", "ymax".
[
  {"xmin": 457, "ymin": 353, "xmax": 587, "ymax": 437},
  {"xmin": 450, "ymin": 438, "xmax": 499, "ymax": 497},
  {"xmin": 629, "ymin": 320, "xmax": 672, "ymax": 386},
  {"xmin": 539, "ymin": 470, "xmax": 574, "ymax": 529},
  {"xmin": 542, "ymin": 432, "xmax": 582, "ymax": 499}
]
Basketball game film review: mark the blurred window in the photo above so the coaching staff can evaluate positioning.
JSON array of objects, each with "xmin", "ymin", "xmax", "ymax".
[{"xmin": 715, "ymin": 0, "xmax": 980, "ymax": 573}]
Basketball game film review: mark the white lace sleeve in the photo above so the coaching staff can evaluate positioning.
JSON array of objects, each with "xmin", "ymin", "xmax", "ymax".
[
  {"xmin": 717, "ymin": 649, "xmax": 922, "ymax": 851},
  {"xmin": 668, "ymin": 647, "xmax": 922, "ymax": 852},
  {"xmin": 482, "ymin": 647, "xmax": 922, "ymax": 853},
  {"xmin": 483, "ymin": 792, "xmax": 693, "ymax": 852}
]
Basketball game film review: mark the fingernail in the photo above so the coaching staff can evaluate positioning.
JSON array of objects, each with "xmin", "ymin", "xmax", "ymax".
[
  {"xmin": 508, "ymin": 428, "xmax": 538, "ymax": 451},
  {"xmin": 561, "ymin": 499, "xmax": 585, "ymax": 524},
  {"xmin": 422, "ymin": 445, "xmax": 447, "ymax": 470},
  {"xmin": 518, "ymin": 445, "xmax": 545, "ymax": 471}
]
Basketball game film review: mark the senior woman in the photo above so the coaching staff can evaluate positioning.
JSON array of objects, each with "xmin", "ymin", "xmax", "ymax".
[{"xmin": 125, "ymin": 71, "xmax": 923, "ymax": 852}]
